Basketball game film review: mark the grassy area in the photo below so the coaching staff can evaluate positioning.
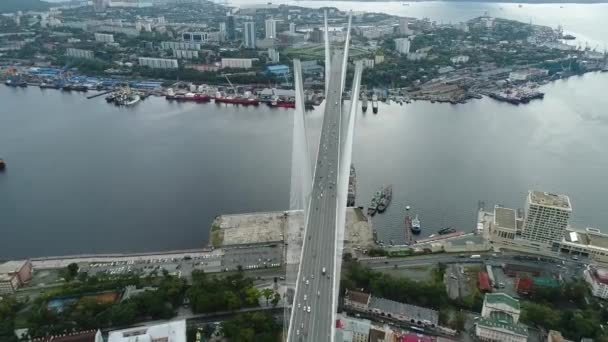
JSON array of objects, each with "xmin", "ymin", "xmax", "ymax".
[{"xmin": 210, "ymin": 222, "xmax": 223, "ymax": 248}]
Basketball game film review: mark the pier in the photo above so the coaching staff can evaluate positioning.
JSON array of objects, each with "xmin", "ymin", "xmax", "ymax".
[{"xmin": 86, "ymin": 90, "xmax": 113, "ymax": 99}]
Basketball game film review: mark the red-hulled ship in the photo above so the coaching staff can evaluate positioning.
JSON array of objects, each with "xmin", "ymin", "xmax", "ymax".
[{"xmin": 268, "ymin": 99, "xmax": 296, "ymax": 108}]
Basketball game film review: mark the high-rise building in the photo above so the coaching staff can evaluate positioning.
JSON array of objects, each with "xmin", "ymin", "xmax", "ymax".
[
  {"xmin": 398, "ymin": 18, "xmax": 412, "ymax": 35},
  {"xmin": 244, "ymin": 21, "xmax": 256, "ymax": 48},
  {"xmin": 226, "ymin": 14, "xmax": 235, "ymax": 41},
  {"xmin": 219, "ymin": 22, "xmax": 226, "ymax": 34},
  {"xmin": 289, "ymin": 23, "xmax": 296, "ymax": 33},
  {"xmin": 394, "ymin": 38, "xmax": 411, "ymax": 55},
  {"xmin": 93, "ymin": 0, "xmax": 109, "ymax": 11},
  {"xmin": 522, "ymin": 191, "xmax": 572, "ymax": 244},
  {"xmin": 268, "ymin": 48, "xmax": 279, "ymax": 63},
  {"xmin": 310, "ymin": 27, "xmax": 323, "ymax": 43},
  {"xmin": 265, "ymin": 18, "xmax": 277, "ymax": 39}
]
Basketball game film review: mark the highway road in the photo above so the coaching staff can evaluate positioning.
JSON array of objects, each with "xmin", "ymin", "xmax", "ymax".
[{"xmin": 288, "ymin": 52, "xmax": 345, "ymax": 342}]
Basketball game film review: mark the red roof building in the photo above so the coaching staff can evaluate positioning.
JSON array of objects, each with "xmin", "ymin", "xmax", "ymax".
[
  {"xmin": 478, "ymin": 272, "xmax": 491, "ymax": 292},
  {"xmin": 515, "ymin": 277, "xmax": 533, "ymax": 295}
]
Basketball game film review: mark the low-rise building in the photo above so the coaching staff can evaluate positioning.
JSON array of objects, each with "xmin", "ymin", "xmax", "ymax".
[
  {"xmin": 0, "ymin": 260, "xmax": 33, "ymax": 294},
  {"xmin": 66, "ymin": 48, "xmax": 94, "ymax": 60},
  {"xmin": 32, "ymin": 330, "xmax": 103, "ymax": 342},
  {"xmin": 221, "ymin": 58, "xmax": 253, "ymax": 69},
  {"xmin": 300, "ymin": 60, "xmax": 323, "ymax": 75},
  {"xmin": 481, "ymin": 293, "xmax": 520, "ymax": 322},
  {"xmin": 584, "ymin": 266, "xmax": 608, "ymax": 299},
  {"xmin": 108, "ymin": 320, "xmax": 186, "ymax": 342},
  {"xmin": 138, "ymin": 57, "xmax": 178, "ymax": 69},
  {"xmin": 335, "ymin": 314, "xmax": 371, "ymax": 342},
  {"xmin": 475, "ymin": 293, "xmax": 528, "ymax": 342},
  {"xmin": 161, "ymin": 41, "xmax": 202, "ymax": 51},
  {"xmin": 344, "ymin": 289, "xmax": 371, "ymax": 311},
  {"xmin": 173, "ymin": 50, "xmax": 199, "ymax": 59},
  {"xmin": 368, "ymin": 296, "xmax": 439, "ymax": 326},
  {"xmin": 94, "ymin": 33, "xmax": 114, "ymax": 43},
  {"xmin": 266, "ymin": 64, "xmax": 290, "ymax": 77}
]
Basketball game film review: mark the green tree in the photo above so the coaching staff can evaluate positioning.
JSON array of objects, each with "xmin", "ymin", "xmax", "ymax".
[
  {"xmin": 452, "ymin": 311, "xmax": 466, "ymax": 331},
  {"xmin": 261, "ymin": 288, "xmax": 274, "ymax": 305},
  {"xmin": 66, "ymin": 262, "xmax": 79, "ymax": 281}
]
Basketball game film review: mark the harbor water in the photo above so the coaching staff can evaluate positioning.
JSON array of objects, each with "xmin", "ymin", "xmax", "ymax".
[{"xmin": 1, "ymin": 72, "xmax": 608, "ymax": 257}]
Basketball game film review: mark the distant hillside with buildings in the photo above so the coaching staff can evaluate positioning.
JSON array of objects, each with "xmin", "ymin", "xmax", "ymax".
[{"xmin": 0, "ymin": 0, "xmax": 50, "ymax": 13}]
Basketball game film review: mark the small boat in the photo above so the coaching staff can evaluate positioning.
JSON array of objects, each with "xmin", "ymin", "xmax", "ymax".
[
  {"xmin": 438, "ymin": 227, "xmax": 456, "ymax": 235},
  {"xmin": 411, "ymin": 214, "xmax": 421, "ymax": 234},
  {"xmin": 405, "ymin": 205, "xmax": 411, "ymax": 211},
  {"xmin": 372, "ymin": 94, "xmax": 379, "ymax": 114}
]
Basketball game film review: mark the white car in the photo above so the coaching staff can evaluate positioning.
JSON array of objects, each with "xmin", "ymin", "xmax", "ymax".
[
  {"xmin": 306, "ymin": 280, "xmax": 310, "ymax": 285},
  {"xmin": 298, "ymin": 303, "xmax": 301, "ymax": 308},
  {"xmin": 304, "ymin": 294, "xmax": 307, "ymax": 301},
  {"xmin": 307, "ymin": 306, "xmax": 311, "ymax": 313}
]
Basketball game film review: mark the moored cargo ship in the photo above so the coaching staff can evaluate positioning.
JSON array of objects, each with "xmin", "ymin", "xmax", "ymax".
[
  {"xmin": 411, "ymin": 214, "xmax": 421, "ymax": 234},
  {"xmin": 377, "ymin": 184, "xmax": 392, "ymax": 213},
  {"xmin": 367, "ymin": 187, "xmax": 383, "ymax": 216}
]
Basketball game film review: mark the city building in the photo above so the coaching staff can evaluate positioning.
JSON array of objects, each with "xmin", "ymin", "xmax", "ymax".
[
  {"xmin": 344, "ymin": 289, "xmax": 371, "ymax": 311},
  {"xmin": 108, "ymin": 320, "xmax": 186, "ymax": 342},
  {"xmin": 492, "ymin": 206, "xmax": 518, "ymax": 242},
  {"xmin": 300, "ymin": 60, "xmax": 323, "ymax": 75},
  {"xmin": 182, "ymin": 32, "xmax": 209, "ymax": 43},
  {"xmin": 66, "ymin": 48, "xmax": 94, "ymax": 60},
  {"xmin": 161, "ymin": 41, "xmax": 201, "ymax": 51},
  {"xmin": 221, "ymin": 58, "xmax": 253, "ymax": 69},
  {"xmin": 290, "ymin": 23, "xmax": 296, "ymax": 33},
  {"xmin": 336, "ymin": 314, "xmax": 371, "ymax": 342},
  {"xmin": 394, "ymin": 38, "xmax": 411, "ymax": 55},
  {"xmin": 584, "ymin": 266, "xmax": 608, "ymax": 299},
  {"xmin": 219, "ymin": 22, "xmax": 226, "ymax": 35},
  {"xmin": 361, "ymin": 59, "xmax": 374, "ymax": 69},
  {"xmin": 0, "ymin": 260, "xmax": 33, "ymax": 295},
  {"xmin": 226, "ymin": 14, "xmax": 235, "ymax": 41},
  {"xmin": 173, "ymin": 50, "xmax": 199, "ymax": 59},
  {"xmin": 138, "ymin": 57, "xmax": 178, "ymax": 69},
  {"xmin": 398, "ymin": 18, "xmax": 412, "ymax": 35},
  {"xmin": 547, "ymin": 330, "xmax": 572, "ymax": 342},
  {"xmin": 266, "ymin": 64, "xmax": 290, "ymax": 77},
  {"xmin": 374, "ymin": 55, "xmax": 384, "ymax": 64},
  {"xmin": 475, "ymin": 293, "xmax": 528, "ymax": 342},
  {"xmin": 94, "ymin": 33, "xmax": 114, "ymax": 43},
  {"xmin": 450, "ymin": 55, "xmax": 470, "ymax": 64},
  {"xmin": 109, "ymin": 0, "xmax": 153, "ymax": 7},
  {"xmin": 265, "ymin": 18, "xmax": 277, "ymax": 39},
  {"xmin": 244, "ymin": 21, "xmax": 256, "ymax": 48},
  {"xmin": 93, "ymin": 0, "xmax": 109, "ymax": 11},
  {"xmin": 555, "ymin": 227, "xmax": 608, "ymax": 263},
  {"xmin": 481, "ymin": 293, "xmax": 521, "ymax": 322},
  {"xmin": 268, "ymin": 48, "xmax": 280, "ymax": 63},
  {"xmin": 310, "ymin": 27, "xmax": 323, "ymax": 43},
  {"xmin": 522, "ymin": 191, "xmax": 572, "ymax": 245},
  {"xmin": 368, "ymin": 297, "xmax": 439, "ymax": 326}
]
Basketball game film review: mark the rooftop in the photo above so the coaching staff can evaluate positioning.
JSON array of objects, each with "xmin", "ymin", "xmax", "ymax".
[
  {"xmin": 495, "ymin": 207, "xmax": 517, "ymax": 230},
  {"xmin": 0, "ymin": 260, "xmax": 29, "ymax": 275},
  {"xmin": 484, "ymin": 293, "xmax": 520, "ymax": 311},
  {"xmin": 32, "ymin": 330, "xmax": 101, "ymax": 342},
  {"xmin": 346, "ymin": 290, "xmax": 371, "ymax": 305},
  {"xmin": 477, "ymin": 317, "xmax": 528, "ymax": 336},
  {"xmin": 529, "ymin": 191, "xmax": 571, "ymax": 210},
  {"xmin": 369, "ymin": 296, "xmax": 439, "ymax": 325},
  {"xmin": 108, "ymin": 320, "xmax": 186, "ymax": 342}
]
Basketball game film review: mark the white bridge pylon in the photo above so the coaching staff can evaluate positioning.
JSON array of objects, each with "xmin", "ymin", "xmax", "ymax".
[{"xmin": 287, "ymin": 10, "xmax": 362, "ymax": 342}]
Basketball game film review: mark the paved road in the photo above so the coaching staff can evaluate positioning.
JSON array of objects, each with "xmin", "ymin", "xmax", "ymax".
[{"xmin": 288, "ymin": 52, "xmax": 345, "ymax": 342}]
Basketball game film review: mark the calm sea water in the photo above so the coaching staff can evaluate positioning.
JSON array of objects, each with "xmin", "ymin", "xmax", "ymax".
[{"xmin": 1, "ymin": 72, "xmax": 608, "ymax": 258}]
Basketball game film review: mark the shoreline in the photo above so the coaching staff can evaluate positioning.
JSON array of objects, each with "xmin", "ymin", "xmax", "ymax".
[{"xmin": 301, "ymin": 0, "xmax": 608, "ymax": 4}]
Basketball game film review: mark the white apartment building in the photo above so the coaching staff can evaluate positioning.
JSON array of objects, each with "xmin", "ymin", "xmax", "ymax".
[
  {"xmin": 522, "ymin": 191, "xmax": 572, "ymax": 244},
  {"xmin": 394, "ymin": 38, "xmax": 410, "ymax": 55},
  {"xmin": 94, "ymin": 33, "xmax": 115, "ymax": 43},
  {"xmin": 584, "ymin": 266, "xmax": 608, "ymax": 299},
  {"xmin": 173, "ymin": 50, "xmax": 199, "ymax": 59},
  {"xmin": 221, "ymin": 58, "xmax": 253, "ymax": 69},
  {"xmin": 138, "ymin": 57, "xmax": 178, "ymax": 69},
  {"xmin": 108, "ymin": 320, "xmax": 185, "ymax": 342},
  {"xmin": 161, "ymin": 41, "xmax": 201, "ymax": 51},
  {"xmin": 265, "ymin": 18, "xmax": 277, "ymax": 39},
  {"xmin": 66, "ymin": 48, "xmax": 94, "ymax": 59}
]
